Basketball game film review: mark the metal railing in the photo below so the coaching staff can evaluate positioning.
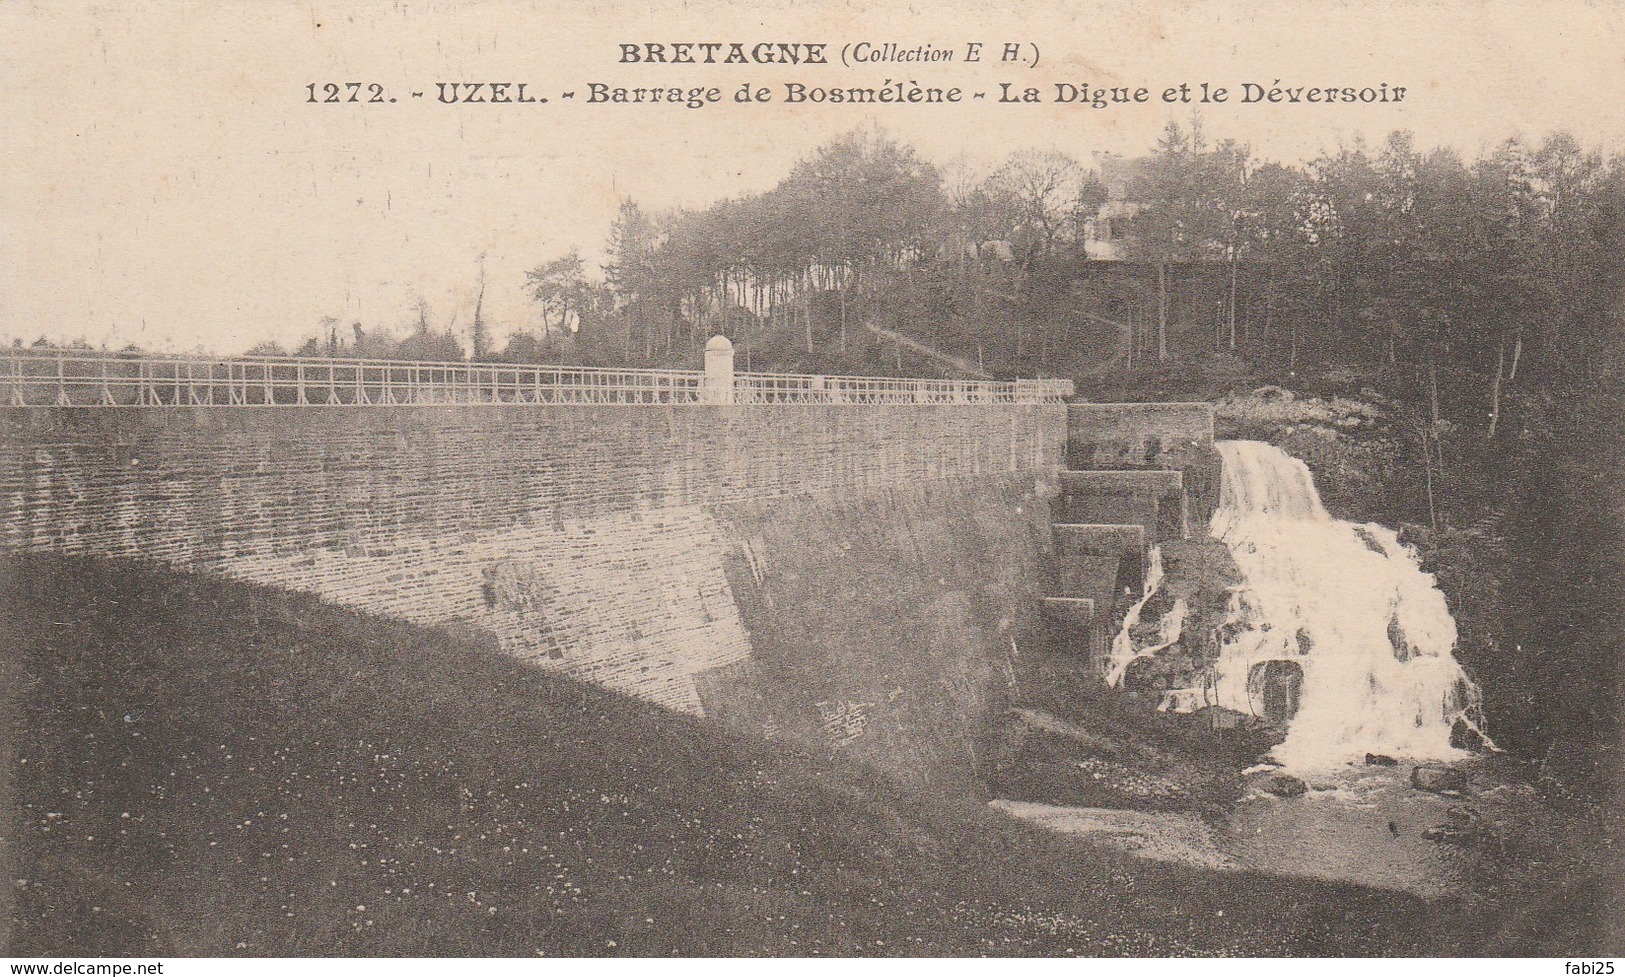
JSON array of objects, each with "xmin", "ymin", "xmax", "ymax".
[
  {"xmin": 733, "ymin": 371, "xmax": 1069, "ymax": 404},
  {"xmin": 1, "ymin": 350, "xmax": 1073, "ymax": 407}
]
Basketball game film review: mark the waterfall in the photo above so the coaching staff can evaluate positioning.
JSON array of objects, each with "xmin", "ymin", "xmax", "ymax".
[
  {"xmin": 1111, "ymin": 439, "xmax": 1487, "ymax": 771},
  {"xmin": 1103, "ymin": 546, "xmax": 1187, "ymax": 687}
]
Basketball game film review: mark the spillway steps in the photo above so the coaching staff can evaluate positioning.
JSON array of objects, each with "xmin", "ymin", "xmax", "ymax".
[
  {"xmin": 1040, "ymin": 401, "xmax": 1218, "ymax": 671},
  {"xmin": 1044, "ymin": 471, "xmax": 1182, "ymax": 669}
]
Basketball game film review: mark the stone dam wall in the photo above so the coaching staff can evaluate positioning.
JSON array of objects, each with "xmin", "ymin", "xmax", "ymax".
[{"xmin": 0, "ymin": 401, "xmax": 1214, "ymax": 788}]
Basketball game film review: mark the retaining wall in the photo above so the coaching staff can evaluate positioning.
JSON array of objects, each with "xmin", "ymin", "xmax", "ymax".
[
  {"xmin": 2, "ymin": 405, "xmax": 1061, "ymax": 560},
  {"xmin": 1, "ymin": 404, "xmax": 1063, "ymax": 784}
]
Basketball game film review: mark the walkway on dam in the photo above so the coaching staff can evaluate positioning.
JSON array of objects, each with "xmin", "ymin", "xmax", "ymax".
[{"xmin": 2, "ymin": 348, "xmax": 1072, "ymax": 408}]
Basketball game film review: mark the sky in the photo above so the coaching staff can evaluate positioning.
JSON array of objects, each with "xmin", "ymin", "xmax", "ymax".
[{"xmin": 4, "ymin": 0, "xmax": 1624, "ymax": 355}]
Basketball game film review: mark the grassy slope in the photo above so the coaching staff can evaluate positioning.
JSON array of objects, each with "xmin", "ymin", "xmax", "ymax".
[{"xmin": 3, "ymin": 555, "xmax": 1443, "ymax": 957}]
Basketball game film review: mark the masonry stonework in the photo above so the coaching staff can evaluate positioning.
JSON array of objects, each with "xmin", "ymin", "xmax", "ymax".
[
  {"xmin": 2, "ymin": 404, "xmax": 1062, "ymax": 557},
  {"xmin": 2, "ymin": 404, "xmax": 1063, "ymax": 732}
]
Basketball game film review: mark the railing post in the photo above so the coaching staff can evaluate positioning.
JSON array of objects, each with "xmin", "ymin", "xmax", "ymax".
[{"xmin": 701, "ymin": 335, "xmax": 735, "ymax": 405}]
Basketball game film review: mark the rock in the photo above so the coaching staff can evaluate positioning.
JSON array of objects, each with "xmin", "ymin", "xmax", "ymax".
[
  {"xmin": 1192, "ymin": 705, "xmax": 1249, "ymax": 730},
  {"xmin": 1450, "ymin": 719, "xmax": 1485, "ymax": 750},
  {"xmin": 1262, "ymin": 774, "xmax": 1308, "ymax": 797},
  {"xmin": 1364, "ymin": 753, "xmax": 1398, "ymax": 766},
  {"xmin": 1421, "ymin": 825, "xmax": 1474, "ymax": 845},
  {"xmin": 1445, "ymin": 805, "xmax": 1482, "ymax": 827},
  {"xmin": 1410, "ymin": 764, "xmax": 1467, "ymax": 793}
]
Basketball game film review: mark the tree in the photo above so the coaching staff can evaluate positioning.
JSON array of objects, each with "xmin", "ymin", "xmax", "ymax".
[
  {"xmin": 395, "ymin": 297, "xmax": 465, "ymax": 361},
  {"xmin": 1240, "ymin": 162, "xmax": 1313, "ymax": 362},
  {"xmin": 775, "ymin": 128, "xmax": 945, "ymax": 349},
  {"xmin": 525, "ymin": 251, "xmax": 590, "ymax": 334},
  {"xmin": 1125, "ymin": 119, "xmax": 1240, "ymax": 359},
  {"xmin": 982, "ymin": 150, "xmax": 1092, "ymax": 268},
  {"xmin": 469, "ymin": 256, "xmax": 493, "ymax": 361},
  {"xmin": 603, "ymin": 201, "xmax": 663, "ymax": 357},
  {"xmin": 1205, "ymin": 138, "xmax": 1254, "ymax": 350},
  {"xmin": 318, "ymin": 315, "xmax": 343, "ymax": 357},
  {"xmin": 495, "ymin": 330, "xmax": 551, "ymax": 364}
]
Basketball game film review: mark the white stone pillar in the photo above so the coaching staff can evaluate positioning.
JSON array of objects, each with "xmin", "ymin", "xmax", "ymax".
[{"xmin": 702, "ymin": 335, "xmax": 735, "ymax": 404}]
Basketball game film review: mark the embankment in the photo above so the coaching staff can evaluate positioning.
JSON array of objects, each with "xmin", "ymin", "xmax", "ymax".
[
  {"xmin": 2, "ymin": 554, "xmax": 1438, "ymax": 956},
  {"xmin": 1, "ymin": 404, "xmax": 1063, "ymax": 787},
  {"xmin": 704, "ymin": 476, "xmax": 1056, "ymax": 788}
]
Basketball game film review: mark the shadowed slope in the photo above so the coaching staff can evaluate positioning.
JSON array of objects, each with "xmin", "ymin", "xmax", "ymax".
[{"xmin": 4, "ymin": 555, "xmax": 1439, "ymax": 957}]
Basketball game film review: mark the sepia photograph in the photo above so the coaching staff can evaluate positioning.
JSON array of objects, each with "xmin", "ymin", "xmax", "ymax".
[{"xmin": 2, "ymin": 0, "xmax": 1622, "ymax": 964}]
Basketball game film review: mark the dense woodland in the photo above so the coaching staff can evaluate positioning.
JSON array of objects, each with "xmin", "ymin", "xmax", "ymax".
[
  {"xmin": 244, "ymin": 121, "xmax": 1625, "ymax": 405},
  {"xmin": 155, "ymin": 121, "xmax": 1615, "ymax": 402}
]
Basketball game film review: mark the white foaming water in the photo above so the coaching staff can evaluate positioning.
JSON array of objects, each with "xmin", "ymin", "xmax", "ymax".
[
  {"xmin": 1109, "ymin": 439, "xmax": 1486, "ymax": 771},
  {"xmin": 1103, "ymin": 547, "xmax": 1188, "ymax": 687},
  {"xmin": 1209, "ymin": 440, "xmax": 1483, "ymax": 769}
]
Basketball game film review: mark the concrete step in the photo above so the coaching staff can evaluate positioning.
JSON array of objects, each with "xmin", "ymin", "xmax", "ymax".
[
  {"xmin": 1053, "ymin": 564, "xmax": 1120, "ymax": 600},
  {"xmin": 1066, "ymin": 402, "xmax": 1215, "ymax": 471},
  {"xmin": 1058, "ymin": 469, "xmax": 1183, "ymax": 497},
  {"xmin": 1040, "ymin": 596, "xmax": 1095, "ymax": 625},
  {"xmin": 1052, "ymin": 522, "xmax": 1146, "ymax": 556},
  {"xmin": 1050, "ymin": 523, "xmax": 1145, "ymax": 601},
  {"xmin": 1051, "ymin": 480, "xmax": 1186, "ymax": 541},
  {"xmin": 1051, "ymin": 494, "xmax": 1158, "ymax": 534}
]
